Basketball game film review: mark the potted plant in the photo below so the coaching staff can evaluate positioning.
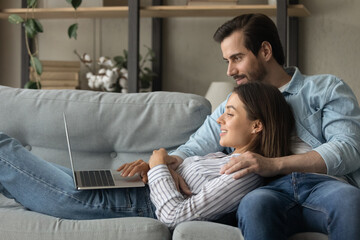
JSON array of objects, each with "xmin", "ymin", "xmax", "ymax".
[
  {"xmin": 8, "ymin": 0, "xmax": 82, "ymax": 89},
  {"xmin": 75, "ymin": 46, "xmax": 156, "ymax": 93}
]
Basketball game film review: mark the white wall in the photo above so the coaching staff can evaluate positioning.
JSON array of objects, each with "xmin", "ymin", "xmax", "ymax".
[
  {"xmin": 299, "ymin": 0, "xmax": 360, "ymax": 100},
  {"xmin": 1, "ymin": 0, "xmax": 360, "ymax": 100}
]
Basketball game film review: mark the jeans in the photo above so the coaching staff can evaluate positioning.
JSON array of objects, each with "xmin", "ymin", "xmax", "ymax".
[
  {"xmin": 237, "ymin": 172, "xmax": 360, "ymax": 240},
  {"xmin": 0, "ymin": 133, "xmax": 156, "ymax": 220}
]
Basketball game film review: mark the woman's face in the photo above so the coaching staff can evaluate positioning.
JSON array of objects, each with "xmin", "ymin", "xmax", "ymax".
[{"xmin": 217, "ymin": 93, "xmax": 260, "ymax": 153}]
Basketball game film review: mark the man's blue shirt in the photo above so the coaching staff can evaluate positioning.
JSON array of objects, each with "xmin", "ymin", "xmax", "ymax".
[{"xmin": 171, "ymin": 67, "xmax": 360, "ymax": 187}]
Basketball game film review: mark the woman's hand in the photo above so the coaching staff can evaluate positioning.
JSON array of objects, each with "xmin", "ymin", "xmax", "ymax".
[
  {"xmin": 149, "ymin": 148, "xmax": 173, "ymax": 168},
  {"xmin": 149, "ymin": 148, "xmax": 192, "ymax": 196},
  {"xmin": 117, "ymin": 159, "xmax": 150, "ymax": 183},
  {"xmin": 168, "ymin": 168, "xmax": 192, "ymax": 196}
]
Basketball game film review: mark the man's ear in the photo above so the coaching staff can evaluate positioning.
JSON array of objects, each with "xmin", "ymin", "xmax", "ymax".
[
  {"xmin": 260, "ymin": 41, "xmax": 272, "ymax": 62},
  {"xmin": 252, "ymin": 120, "xmax": 263, "ymax": 134}
]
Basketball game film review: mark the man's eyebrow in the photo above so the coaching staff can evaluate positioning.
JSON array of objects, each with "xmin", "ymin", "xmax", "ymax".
[{"xmin": 223, "ymin": 52, "xmax": 245, "ymax": 61}]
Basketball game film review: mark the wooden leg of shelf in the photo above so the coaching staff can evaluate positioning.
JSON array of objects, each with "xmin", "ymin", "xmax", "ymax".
[
  {"xmin": 152, "ymin": 0, "xmax": 163, "ymax": 91},
  {"xmin": 276, "ymin": 0, "xmax": 288, "ymax": 66},
  {"xmin": 289, "ymin": 0, "xmax": 299, "ymax": 66},
  {"xmin": 128, "ymin": 0, "xmax": 140, "ymax": 93}
]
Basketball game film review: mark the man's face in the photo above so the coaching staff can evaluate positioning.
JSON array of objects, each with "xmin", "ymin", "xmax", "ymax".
[{"xmin": 221, "ymin": 31, "xmax": 267, "ymax": 85}]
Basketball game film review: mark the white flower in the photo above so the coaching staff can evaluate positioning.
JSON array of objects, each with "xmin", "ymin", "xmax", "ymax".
[
  {"xmin": 102, "ymin": 75, "xmax": 110, "ymax": 85},
  {"xmin": 98, "ymin": 68, "xmax": 106, "ymax": 75},
  {"xmin": 98, "ymin": 56, "xmax": 107, "ymax": 64},
  {"xmin": 105, "ymin": 69, "xmax": 113, "ymax": 77},
  {"xmin": 120, "ymin": 68, "xmax": 128, "ymax": 75},
  {"xmin": 81, "ymin": 53, "xmax": 92, "ymax": 67},
  {"xmin": 94, "ymin": 75, "xmax": 103, "ymax": 89},
  {"xmin": 104, "ymin": 59, "xmax": 114, "ymax": 68},
  {"xmin": 88, "ymin": 75, "xmax": 96, "ymax": 89},
  {"xmin": 119, "ymin": 77, "xmax": 127, "ymax": 89},
  {"xmin": 83, "ymin": 53, "xmax": 91, "ymax": 62},
  {"xmin": 86, "ymin": 72, "xmax": 94, "ymax": 79}
]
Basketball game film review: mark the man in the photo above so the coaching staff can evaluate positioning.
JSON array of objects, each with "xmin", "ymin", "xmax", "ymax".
[{"xmin": 168, "ymin": 14, "xmax": 360, "ymax": 239}]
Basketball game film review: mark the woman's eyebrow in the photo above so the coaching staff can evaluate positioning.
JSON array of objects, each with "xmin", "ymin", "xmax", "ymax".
[{"xmin": 226, "ymin": 105, "xmax": 236, "ymax": 110}]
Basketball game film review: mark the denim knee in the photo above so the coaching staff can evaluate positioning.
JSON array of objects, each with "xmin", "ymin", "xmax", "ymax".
[
  {"xmin": 237, "ymin": 188, "xmax": 286, "ymax": 224},
  {"xmin": 328, "ymin": 184, "xmax": 360, "ymax": 220}
]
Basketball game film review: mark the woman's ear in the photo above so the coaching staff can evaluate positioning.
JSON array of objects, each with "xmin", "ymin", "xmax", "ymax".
[{"xmin": 252, "ymin": 120, "xmax": 263, "ymax": 134}]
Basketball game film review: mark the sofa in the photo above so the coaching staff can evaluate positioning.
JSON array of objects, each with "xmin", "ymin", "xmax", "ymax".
[{"xmin": 0, "ymin": 85, "xmax": 328, "ymax": 240}]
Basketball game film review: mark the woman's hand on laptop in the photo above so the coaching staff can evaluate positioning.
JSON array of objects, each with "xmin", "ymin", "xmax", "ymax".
[{"xmin": 117, "ymin": 160, "xmax": 150, "ymax": 183}]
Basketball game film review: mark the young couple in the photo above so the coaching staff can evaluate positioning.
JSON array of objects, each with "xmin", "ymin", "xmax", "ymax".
[{"xmin": 1, "ymin": 13, "xmax": 360, "ymax": 239}]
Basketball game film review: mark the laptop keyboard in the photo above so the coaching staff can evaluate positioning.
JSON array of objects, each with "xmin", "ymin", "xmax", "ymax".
[{"xmin": 79, "ymin": 170, "xmax": 115, "ymax": 187}]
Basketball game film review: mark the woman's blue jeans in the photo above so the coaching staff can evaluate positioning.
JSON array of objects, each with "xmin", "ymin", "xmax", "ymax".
[
  {"xmin": 0, "ymin": 133, "xmax": 156, "ymax": 220},
  {"xmin": 237, "ymin": 172, "xmax": 360, "ymax": 240}
]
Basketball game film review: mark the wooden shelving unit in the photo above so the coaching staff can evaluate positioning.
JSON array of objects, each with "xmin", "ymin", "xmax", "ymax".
[
  {"xmin": 0, "ymin": 0, "xmax": 309, "ymax": 93},
  {"xmin": 0, "ymin": 5, "xmax": 309, "ymax": 19}
]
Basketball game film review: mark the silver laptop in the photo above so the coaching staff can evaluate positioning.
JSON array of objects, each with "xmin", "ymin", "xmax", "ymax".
[{"xmin": 63, "ymin": 113, "xmax": 145, "ymax": 190}]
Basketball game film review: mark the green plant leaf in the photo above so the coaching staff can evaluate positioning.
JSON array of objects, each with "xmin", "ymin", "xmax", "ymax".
[
  {"xmin": 33, "ymin": 19, "xmax": 43, "ymax": 33},
  {"xmin": 24, "ymin": 81, "xmax": 41, "ymax": 89},
  {"xmin": 24, "ymin": 19, "xmax": 37, "ymax": 38},
  {"xmin": 31, "ymin": 56, "xmax": 42, "ymax": 75},
  {"xmin": 8, "ymin": 14, "xmax": 24, "ymax": 24},
  {"xmin": 68, "ymin": 23, "xmax": 78, "ymax": 39},
  {"xmin": 27, "ymin": 0, "xmax": 38, "ymax": 8},
  {"xmin": 66, "ymin": 0, "xmax": 82, "ymax": 9},
  {"xmin": 113, "ymin": 55, "xmax": 127, "ymax": 68}
]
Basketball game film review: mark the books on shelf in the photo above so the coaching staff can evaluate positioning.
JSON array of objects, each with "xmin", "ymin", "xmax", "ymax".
[
  {"xmin": 30, "ymin": 60, "xmax": 80, "ymax": 90},
  {"xmin": 187, "ymin": 0, "xmax": 238, "ymax": 5}
]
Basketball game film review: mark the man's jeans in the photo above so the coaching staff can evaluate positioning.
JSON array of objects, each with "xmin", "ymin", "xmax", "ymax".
[
  {"xmin": 0, "ymin": 133, "xmax": 156, "ymax": 220},
  {"xmin": 237, "ymin": 173, "xmax": 360, "ymax": 240}
]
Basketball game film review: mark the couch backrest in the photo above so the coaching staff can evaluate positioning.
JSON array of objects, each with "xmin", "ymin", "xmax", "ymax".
[{"xmin": 0, "ymin": 85, "xmax": 211, "ymax": 169}]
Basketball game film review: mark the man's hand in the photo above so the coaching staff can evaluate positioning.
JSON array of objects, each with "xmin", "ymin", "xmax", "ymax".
[
  {"xmin": 220, "ymin": 151, "xmax": 281, "ymax": 179},
  {"xmin": 117, "ymin": 159, "xmax": 150, "ymax": 183}
]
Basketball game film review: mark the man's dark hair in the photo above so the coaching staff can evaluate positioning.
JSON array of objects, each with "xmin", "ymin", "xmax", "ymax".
[{"xmin": 213, "ymin": 14, "xmax": 285, "ymax": 66}]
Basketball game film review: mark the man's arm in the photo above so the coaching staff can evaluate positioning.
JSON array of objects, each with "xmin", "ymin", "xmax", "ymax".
[
  {"xmin": 169, "ymin": 96, "xmax": 232, "ymax": 160},
  {"xmin": 222, "ymin": 77, "xmax": 360, "ymax": 179},
  {"xmin": 221, "ymin": 150, "xmax": 326, "ymax": 179}
]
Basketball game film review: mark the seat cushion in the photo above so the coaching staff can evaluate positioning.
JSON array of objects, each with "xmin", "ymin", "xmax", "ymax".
[
  {"xmin": 172, "ymin": 221, "xmax": 329, "ymax": 240},
  {"xmin": 0, "ymin": 195, "xmax": 171, "ymax": 240}
]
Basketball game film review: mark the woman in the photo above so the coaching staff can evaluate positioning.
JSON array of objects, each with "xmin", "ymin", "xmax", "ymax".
[{"xmin": 0, "ymin": 82, "xmax": 294, "ymax": 229}]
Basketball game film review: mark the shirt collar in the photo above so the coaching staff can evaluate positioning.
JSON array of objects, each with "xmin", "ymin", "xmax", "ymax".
[{"xmin": 282, "ymin": 66, "xmax": 305, "ymax": 95}]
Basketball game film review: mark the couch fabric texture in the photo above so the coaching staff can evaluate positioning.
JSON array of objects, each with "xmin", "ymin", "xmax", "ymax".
[{"xmin": 0, "ymin": 85, "xmax": 328, "ymax": 239}]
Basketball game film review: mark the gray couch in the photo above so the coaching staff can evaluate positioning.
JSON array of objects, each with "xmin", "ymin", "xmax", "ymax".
[{"xmin": 0, "ymin": 85, "xmax": 328, "ymax": 240}]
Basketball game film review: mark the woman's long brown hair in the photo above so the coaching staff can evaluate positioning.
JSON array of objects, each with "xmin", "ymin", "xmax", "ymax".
[{"xmin": 233, "ymin": 82, "xmax": 294, "ymax": 158}]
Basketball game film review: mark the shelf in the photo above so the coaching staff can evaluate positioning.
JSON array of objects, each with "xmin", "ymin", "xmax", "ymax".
[
  {"xmin": 0, "ymin": 4, "xmax": 310, "ymax": 19},
  {"xmin": 142, "ymin": 5, "xmax": 310, "ymax": 18}
]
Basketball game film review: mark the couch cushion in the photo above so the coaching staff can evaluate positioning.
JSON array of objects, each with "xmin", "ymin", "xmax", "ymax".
[
  {"xmin": 0, "ymin": 86, "xmax": 211, "ymax": 169},
  {"xmin": 172, "ymin": 221, "xmax": 329, "ymax": 240},
  {"xmin": 0, "ymin": 85, "xmax": 211, "ymax": 240},
  {"xmin": 0, "ymin": 194, "xmax": 171, "ymax": 240},
  {"xmin": 173, "ymin": 221, "xmax": 243, "ymax": 240}
]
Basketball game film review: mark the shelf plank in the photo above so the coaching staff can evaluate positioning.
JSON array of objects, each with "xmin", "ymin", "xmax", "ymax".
[
  {"xmin": 0, "ymin": 7, "xmax": 129, "ymax": 19},
  {"xmin": 0, "ymin": 5, "xmax": 310, "ymax": 19},
  {"xmin": 142, "ymin": 5, "xmax": 310, "ymax": 18}
]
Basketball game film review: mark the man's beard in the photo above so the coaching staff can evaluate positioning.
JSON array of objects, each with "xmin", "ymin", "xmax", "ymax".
[{"xmin": 247, "ymin": 60, "xmax": 267, "ymax": 83}]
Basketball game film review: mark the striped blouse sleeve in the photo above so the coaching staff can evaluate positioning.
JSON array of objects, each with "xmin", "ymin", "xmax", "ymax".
[{"xmin": 147, "ymin": 164, "xmax": 262, "ymax": 229}]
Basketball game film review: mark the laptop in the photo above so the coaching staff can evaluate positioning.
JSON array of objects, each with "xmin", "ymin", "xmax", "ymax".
[{"xmin": 63, "ymin": 113, "xmax": 145, "ymax": 190}]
